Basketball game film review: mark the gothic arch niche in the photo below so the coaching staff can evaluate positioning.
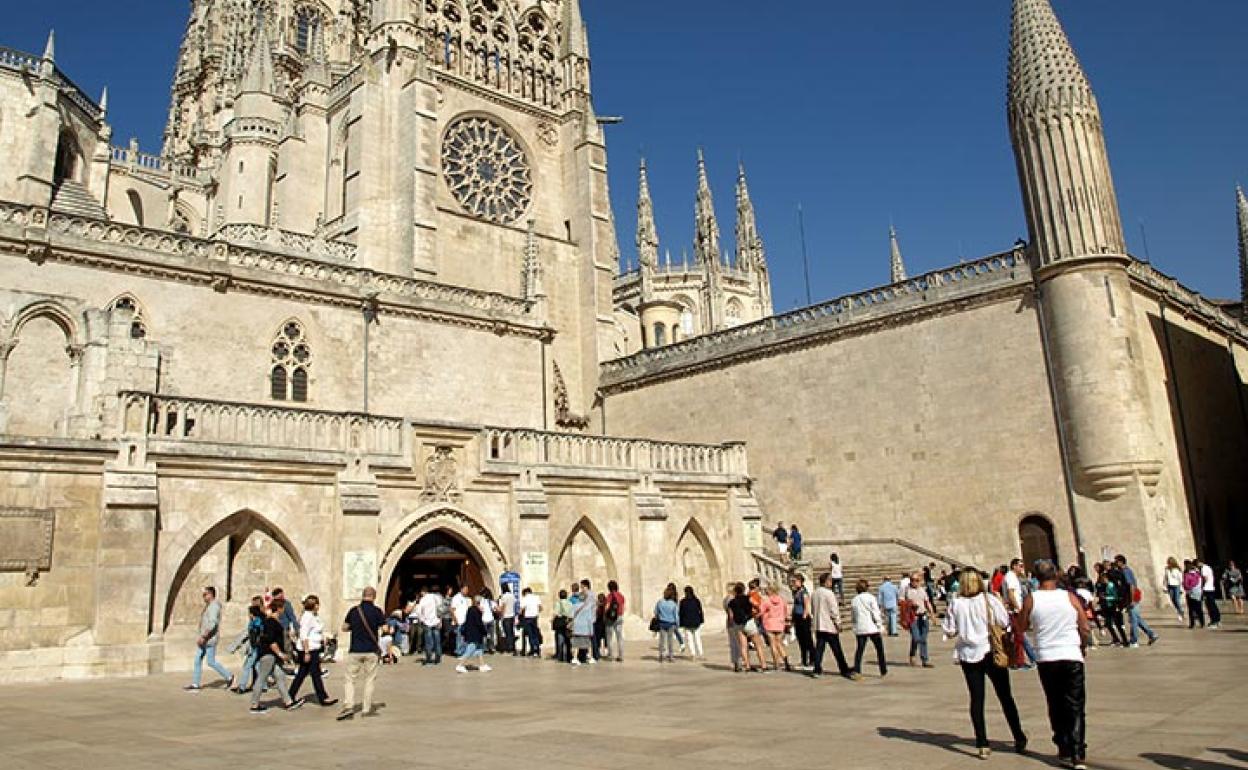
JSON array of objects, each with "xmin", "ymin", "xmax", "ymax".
[
  {"xmin": 553, "ymin": 517, "xmax": 618, "ymax": 595},
  {"xmin": 378, "ymin": 506, "xmax": 507, "ymax": 612},
  {"xmin": 3, "ymin": 303, "xmax": 79, "ymax": 437},
  {"xmin": 269, "ymin": 319, "xmax": 311, "ymax": 402},
  {"xmin": 126, "ymin": 189, "xmax": 145, "ymax": 227},
  {"xmin": 162, "ymin": 510, "xmax": 306, "ymax": 635},
  {"xmin": 53, "ymin": 129, "xmax": 83, "ymax": 185},
  {"xmin": 108, "ymin": 294, "xmax": 149, "ymax": 339},
  {"xmin": 673, "ymin": 518, "xmax": 722, "ymax": 601},
  {"xmin": 1018, "ymin": 513, "xmax": 1058, "ymax": 570},
  {"xmin": 724, "ymin": 297, "xmax": 744, "ymax": 327}
]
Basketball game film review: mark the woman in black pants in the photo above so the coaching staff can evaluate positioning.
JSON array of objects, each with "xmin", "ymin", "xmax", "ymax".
[{"xmin": 942, "ymin": 568, "xmax": 1026, "ymax": 760}]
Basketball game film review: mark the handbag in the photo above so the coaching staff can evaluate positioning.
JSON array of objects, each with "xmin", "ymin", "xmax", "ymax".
[
  {"xmin": 982, "ymin": 595, "xmax": 1010, "ymax": 669},
  {"xmin": 648, "ymin": 616, "xmax": 660, "ymax": 633},
  {"xmin": 743, "ymin": 619, "xmax": 759, "ymax": 637}
]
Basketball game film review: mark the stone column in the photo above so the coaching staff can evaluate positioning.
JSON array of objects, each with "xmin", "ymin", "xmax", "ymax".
[
  {"xmin": 336, "ymin": 451, "xmax": 382, "ymax": 620},
  {"xmin": 513, "ymin": 469, "xmax": 551, "ymax": 599},
  {"xmin": 630, "ymin": 474, "xmax": 668, "ymax": 619},
  {"xmin": 96, "ymin": 440, "xmax": 160, "ymax": 660}
]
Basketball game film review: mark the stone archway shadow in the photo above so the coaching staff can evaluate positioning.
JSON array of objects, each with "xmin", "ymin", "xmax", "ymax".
[
  {"xmin": 377, "ymin": 505, "xmax": 508, "ymax": 597},
  {"xmin": 554, "ymin": 515, "xmax": 620, "ymax": 585},
  {"xmin": 160, "ymin": 508, "xmax": 307, "ymax": 632},
  {"xmin": 675, "ymin": 516, "xmax": 724, "ymax": 591}
]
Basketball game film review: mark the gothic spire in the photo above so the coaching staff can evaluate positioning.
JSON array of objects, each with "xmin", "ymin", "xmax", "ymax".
[
  {"xmin": 1238, "ymin": 185, "xmax": 1248, "ymax": 306},
  {"xmin": 1008, "ymin": 0, "xmax": 1125, "ymax": 266},
  {"xmin": 636, "ymin": 157, "xmax": 659, "ymax": 271},
  {"xmin": 99, "ymin": 86, "xmax": 109, "ymax": 117},
  {"xmin": 239, "ymin": 26, "xmax": 275, "ymax": 95},
  {"xmin": 735, "ymin": 162, "xmax": 766, "ymax": 274},
  {"xmin": 42, "ymin": 29, "xmax": 55, "ymax": 62},
  {"xmin": 889, "ymin": 225, "xmax": 908, "ymax": 283},
  {"xmin": 694, "ymin": 149, "xmax": 722, "ymax": 271}
]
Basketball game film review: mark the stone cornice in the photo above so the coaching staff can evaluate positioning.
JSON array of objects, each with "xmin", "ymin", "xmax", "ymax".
[
  {"xmin": 1126, "ymin": 259, "xmax": 1248, "ymax": 345},
  {"xmin": 600, "ymin": 251, "xmax": 1032, "ymax": 395},
  {"xmin": 0, "ymin": 201, "xmax": 548, "ymax": 340}
]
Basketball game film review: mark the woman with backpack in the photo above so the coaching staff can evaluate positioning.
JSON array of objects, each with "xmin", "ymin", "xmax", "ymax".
[
  {"xmin": 1183, "ymin": 561, "xmax": 1206, "ymax": 628},
  {"xmin": 678, "ymin": 586, "xmax": 705, "ymax": 660},
  {"xmin": 1093, "ymin": 563, "xmax": 1126, "ymax": 646},
  {"xmin": 942, "ymin": 567, "xmax": 1026, "ymax": 760}
]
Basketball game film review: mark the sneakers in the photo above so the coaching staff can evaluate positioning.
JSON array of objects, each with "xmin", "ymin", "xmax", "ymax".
[
  {"xmin": 846, "ymin": 672, "xmax": 863, "ymax": 681},
  {"xmin": 182, "ymin": 684, "xmax": 200, "ymax": 692},
  {"xmin": 336, "ymin": 709, "xmax": 354, "ymax": 721},
  {"xmin": 249, "ymin": 705, "xmax": 268, "ymax": 715},
  {"xmin": 480, "ymin": 664, "xmax": 492, "ymax": 672},
  {"xmin": 1129, "ymin": 642, "xmax": 1140, "ymax": 649},
  {"xmin": 570, "ymin": 659, "xmax": 581, "ymax": 667},
  {"xmin": 1209, "ymin": 623, "xmax": 1221, "ymax": 630},
  {"xmin": 455, "ymin": 665, "xmax": 468, "ymax": 673},
  {"xmin": 977, "ymin": 747, "xmax": 991, "ymax": 760},
  {"xmin": 1148, "ymin": 636, "xmax": 1159, "ymax": 646},
  {"xmin": 285, "ymin": 698, "xmax": 305, "ymax": 711}
]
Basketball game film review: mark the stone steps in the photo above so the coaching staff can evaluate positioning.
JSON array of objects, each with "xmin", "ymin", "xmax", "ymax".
[{"xmin": 50, "ymin": 179, "xmax": 108, "ymax": 219}]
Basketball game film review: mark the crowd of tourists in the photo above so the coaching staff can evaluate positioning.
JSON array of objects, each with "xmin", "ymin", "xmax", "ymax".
[{"xmin": 181, "ymin": 549, "xmax": 1240, "ymax": 767}]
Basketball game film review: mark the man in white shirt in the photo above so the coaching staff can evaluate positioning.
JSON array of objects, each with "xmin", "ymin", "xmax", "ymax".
[
  {"xmin": 518, "ymin": 588, "xmax": 542, "ymax": 657},
  {"xmin": 451, "ymin": 586, "xmax": 472, "ymax": 656},
  {"xmin": 1199, "ymin": 561, "xmax": 1222, "ymax": 629},
  {"xmin": 1004, "ymin": 559, "xmax": 1038, "ymax": 669},
  {"xmin": 499, "ymin": 587, "xmax": 517, "ymax": 655},
  {"xmin": 417, "ymin": 586, "xmax": 444, "ymax": 665}
]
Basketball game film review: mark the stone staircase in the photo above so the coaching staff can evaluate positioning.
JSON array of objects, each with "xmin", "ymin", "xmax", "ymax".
[
  {"xmin": 50, "ymin": 179, "xmax": 108, "ymax": 219},
  {"xmin": 750, "ymin": 551, "xmax": 916, "ymax": 625}
]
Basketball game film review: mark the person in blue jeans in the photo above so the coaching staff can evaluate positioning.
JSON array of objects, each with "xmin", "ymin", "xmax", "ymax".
[
  {"xmin": 654, "ymin": 585, "xmax": 680, "ymax": 663},
  {"xmin": 228, "ymin": 602, "xmax": 266, "ymax": 692},
  {"xmin": 185, "ymin": 586, "xmax": 234, "ymax": 691},
  {"xmin": 904, "ymin": 572, "xmax": 935, "ymax": 667},
  {"xmin": 878, "ymin": 576, "xmax": 900, "ymax": 636},
  {"xmin": 1115, "ymin": 555, "xmax": 1159, "ymax": 646}
]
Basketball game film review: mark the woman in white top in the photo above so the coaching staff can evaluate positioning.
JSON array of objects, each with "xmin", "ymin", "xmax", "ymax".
[
  {"xmin": 1020, "ymin": 560, "xmax": 1089, "ymax": 770},
  {"xmin": 941, "ymin": 568, "xmax": 1026, "ymax": 760},
  {"xmin": 1162, "ymin": 557, "xmax": 1184, "ymax": 621},
  {"xmin": 288, "ymin": 595, "xmax": 337, "ymax": 707},
  {"xmin": 850, "ymin": 579, "xmax": 887, "ymax": 677}
]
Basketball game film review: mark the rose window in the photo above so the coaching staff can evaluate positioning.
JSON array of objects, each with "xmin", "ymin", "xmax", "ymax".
[{"xmin": 442, "ymin": 116, "xmax": 533, "ymax": 224}]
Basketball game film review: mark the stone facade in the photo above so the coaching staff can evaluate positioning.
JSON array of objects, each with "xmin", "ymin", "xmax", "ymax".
[{"xmin": 0, "ymin": 0, "xmax": 1244, "ymax": 683}]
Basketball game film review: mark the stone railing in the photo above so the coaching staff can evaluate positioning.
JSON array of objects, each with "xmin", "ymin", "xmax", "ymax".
[
  {"xmin": 0, "ymin": 46, "xmax": 102, "ymax": 120},
  {"xmin": 1127, "ymin": 259, "xmax": 1248, "ymax": 339},
  {"xmin": 602, "ymin": 249, "xmax": 1028, "ymax": 379},
  {"xmin": 482, "ymin": 428, "xmax": 747, "ymax": 477},
  {"xmin": 119, "ymin": 392, "xmax": 406, "ymax": 456},
  {"xmin": 110, "ymin": 145, "xmax": 200, "ymax": 182},
  {"xmin": 0, "ymin": 201, "xmax": 533, "ymax": 322},
  {"xmin": 217, "ymin": 223, "xmax": 358, "ymax": 263}
]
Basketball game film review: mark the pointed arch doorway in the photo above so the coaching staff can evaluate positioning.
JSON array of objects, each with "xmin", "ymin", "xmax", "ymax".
[
  {"xmin": 383, "ymin": 529, "xmax": 486, "ymax": 614},
  {"xmin": 1018, "ymin": 515, "xmax": 1058, "ymax": 570}
]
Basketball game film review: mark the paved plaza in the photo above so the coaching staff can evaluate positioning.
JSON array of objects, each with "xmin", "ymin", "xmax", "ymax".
[{"xmin": 1, "ymin": 614, "xmax": 1245, "ymax": 770}]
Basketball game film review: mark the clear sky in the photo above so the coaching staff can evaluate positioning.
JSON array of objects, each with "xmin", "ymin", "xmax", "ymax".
[{"xmin": 5, "ymin": 1, "xmax": 1245, "ymax": 309}]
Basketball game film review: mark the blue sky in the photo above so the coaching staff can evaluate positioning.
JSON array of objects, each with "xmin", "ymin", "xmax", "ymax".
[{"xmin": 6, "ymin": 1, "xmax": 1245, "ymax": 307}]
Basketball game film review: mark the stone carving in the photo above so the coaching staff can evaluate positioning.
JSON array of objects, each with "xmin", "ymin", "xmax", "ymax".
[
  {"xmin": 536, "ymin": 120, "xmax": 558, "ymax": 148},
  {"xmin": 441, "ymin": 115, "xmax": 532, "ymax": 225},
  {"xmin": 0, "ymin": 508, "xmax": 55, "ymax": 586},
  {"xmin": 421, "ymin": 445, "xmax": 461, "ymax": 503},
  {"xmin": 380, "ymin": 508, "xmax": 507, "ymax": 571},
  {"xmin": 552, "ymin": 361, "xmax": 590, "ymax": 431}
]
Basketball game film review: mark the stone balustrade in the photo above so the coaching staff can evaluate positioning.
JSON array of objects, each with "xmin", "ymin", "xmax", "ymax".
[
  {"xmin": 483, "ymin": 427, "xmax": 747, "ymax": 477},
  {"xmin": 1127, "ymin": 260, "xmax": 1248, "ymax": 338},
  {"xmin": 0, "ymin": 46, "xmax": 39, "ymax": 71},
  {"xmin": 119, "ymin": 391, "xmax": 406, "ymax": 456},
  {"xmin": 109, "ymin": 145, "xmax": 200, "ymax": 182},
  {"xmin": 0, "ymin": 200, "xmax": 534, "ymax": 323},
  {"xmin": 217, "ymin": 223, "xmax": 358, "ymax": 263},
  {"xmin": 0, "ymin": 45, "xmax": 102, "ymax": 121},
  {"xmin": 602, "ymin": 250, "xmax": 1029, "ymax": 382}
]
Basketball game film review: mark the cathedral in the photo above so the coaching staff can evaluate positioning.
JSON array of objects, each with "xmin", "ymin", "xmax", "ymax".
[{"xmin": 0, "ymin": 0, "xmax": 1244, "ymax": 682}]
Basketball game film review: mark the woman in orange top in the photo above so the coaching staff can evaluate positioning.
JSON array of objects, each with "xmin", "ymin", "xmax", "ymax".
[{"xmin": 759, "ymin": 585, "xmax": 792, "ymax": 672}]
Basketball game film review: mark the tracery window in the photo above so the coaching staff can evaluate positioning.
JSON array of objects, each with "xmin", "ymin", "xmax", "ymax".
[
  {"xmin": 441, "ymin": 116, "xmax": 533, "ymax": 225},
  {"xmin": 109, "ymin": 294, "xmax": 148, "ymax": 340},
  {"xmin": 294, "ymin": 5, "xmax": 324, "ymax": 58},
  {"xmin": 269, "ymin": 320, "xmax": 311, "ymax": 402}
]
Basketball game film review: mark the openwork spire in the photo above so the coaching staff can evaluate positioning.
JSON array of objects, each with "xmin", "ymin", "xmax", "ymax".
[
  {"xmin": 1238, "ymin": 185, "xmax": 1248, "ymax": 307},
  {"xmin": 636, "ymin": 158, "xmax": 660, "ymax": 270},
  {"xmin": 1007, "ymin": 0, "xmax": 1125, "ymax": 266},
  {"xmin": 561, "ymin": 0, "xmax": 588, "ymax": 58},
  {"xmin": 694, "ymin": 149, "xmax": 722, "ymax": 271},
  {"xmin": 1008, "ymin": 0, "xmax": 1095, "ymax": 112},
  {"xmin": 889, "ymin": 225, "xmax": 908, "ymax": 284},
  {"xmin": 735, "ymin": 162, "xmax": 765, "ymax": 274}
]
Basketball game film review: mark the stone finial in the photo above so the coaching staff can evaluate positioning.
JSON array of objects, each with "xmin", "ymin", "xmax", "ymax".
[
  {"xmin": 694, "ymin": 149, "xmax": 722, "ymax": 272},
  {"xmin": 1238, "ymin": 185, "xmax": 1248, "ymax": 306},
  {"xmin": 239, "ymin": 26, "xmax": 275, "ymax": 95},
  {"xmin": 889, "ymin": 225, "xmax": 908, "ymax": 283},
  {"xmin": 42, "ymin": 29, "xmax": 55, "ymax": 62},
  {"xmin": 99, "ymin": 86, "xmax": 109, "ymax": 117},
  {"xmin": 561, "ymin": 0, "xmax": 588, "ymax": 59},
  {"xmin": 1007, "ymin": 0, "xmax": 1125, "ymax": 266},
  {"xmin": 735, "ymin": 161, "xmax": 767, "ymax": 275},
  {"xmin": 636, "ymin": 157, "xmax": 660, "ymax": 271}
]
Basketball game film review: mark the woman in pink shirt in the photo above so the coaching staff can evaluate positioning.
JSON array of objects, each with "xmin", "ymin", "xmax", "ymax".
[{"xmin": 759, "ymin": 585, "xmax": 793, "ymax": 672}]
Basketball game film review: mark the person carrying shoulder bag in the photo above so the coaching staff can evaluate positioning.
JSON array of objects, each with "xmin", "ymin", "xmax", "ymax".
[{"xmin": 337, "ymin": 587, "xmax": 386, "ymax": 721}]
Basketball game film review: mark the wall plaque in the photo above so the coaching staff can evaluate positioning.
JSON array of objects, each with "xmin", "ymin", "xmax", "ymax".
[{"xmin": 0, "ymin": 508, "xmax": 55, "ymax": 574}]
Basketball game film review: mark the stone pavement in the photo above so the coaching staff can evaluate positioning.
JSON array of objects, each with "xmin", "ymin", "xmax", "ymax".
[{"xmin": 1, "ymin": 613, "xmax": 1246, "ymax": 770}]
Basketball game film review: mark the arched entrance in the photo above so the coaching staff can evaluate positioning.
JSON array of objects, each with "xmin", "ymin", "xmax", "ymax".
[
  {"xmin": 383, "ymin": 529, "xmax": 486, "ymax": 614},
  {"xmin": 1019, "ymin": 515, "xmax": 1058, "ymax": 570}
]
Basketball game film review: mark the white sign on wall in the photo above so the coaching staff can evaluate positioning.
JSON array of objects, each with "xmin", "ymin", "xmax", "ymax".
[
  {"xmin": 522, "ymin": 551, "xmax": 549, "ymax": 595},
  {"xmin": 743, "ymin": 520, "xmax": 763, "ymax": 550},
  {"xmin": 342, "ymin": 551, "xmax": 376, "ymax": 600}
]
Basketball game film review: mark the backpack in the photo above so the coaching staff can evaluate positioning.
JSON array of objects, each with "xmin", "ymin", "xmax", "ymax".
[
  {"xmin": 247, "ymin": 617, "xmax": 264, "ymax": 648},
  {"xmin": 604, "ymin": 596, "xmax": 620, "ymax": 624}
]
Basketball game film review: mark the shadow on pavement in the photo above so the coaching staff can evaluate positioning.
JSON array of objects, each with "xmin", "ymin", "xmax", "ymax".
[
  {"xmin": 877, "ymin": 726, "xmax": 978, "ymax": 759},
  {"xmin": 1140, "ymin": 752, "xmax": 1238, "ymax": 769},
  {"xmin": 1209, "ymin": 748, "xmax": 1248, "ymax": 763}
]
